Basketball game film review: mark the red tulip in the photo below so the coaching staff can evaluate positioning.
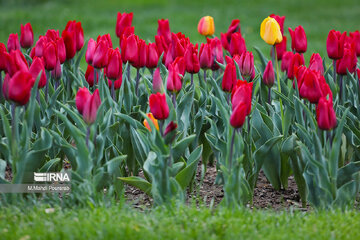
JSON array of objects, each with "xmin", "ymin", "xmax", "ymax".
[
  {"xmin": 238, "ymin": 51, "xmax": 254, "ymax": 77},
  {"xmin": 56, "ymin": 38, "xmax": 66, "ymax": 64},
  {"xmin": 107, "ymin": 77, "xmax": 123, "ymax": 89},
  {"xmin": 153, "ymin": 67, "xmax": 163, "ymax": 93},
  {"xmin": 199, "ymin": 42, "xmax": 212, "ymax": 69},
  {"xmin": 64, "ymin": 20, "xmax": 84, "ymax": 51},
  {"xmin": 97, "ymin": 34, "xmax": 113, "ymax": 49},
  {"xmin": 92, "ymin": 40, "xmax": 109, "ymax": 69},
  {"xmin": 7, "ymin": 33, "xmax": 20, "ymax": 53},
  {"xmin": 269, "ymin": 14, "xmax": 285, "ymax": 35},
  {"xmin": 133, "ymin": 38, "xmax": 147, "ymax": 69},
  {"xmin": 287, "ymin": 53, "xmax": 305, "ymax": 79},
  {"xmin": 45, "ymin": 29, "xmax": 59, "ymax": 41},
  {"xmin": 222, "ymin": 56, "xmax": 237, "ymax": 92},
  {"xmin": 173, "ymin": 56, "xmax": 185, "ymax": 76},
  {"xmin": 184, "ymin": 43, "xmax": 200, "ymax": 74},
  {"xmin": 164, "ymin": 121, "xmax": 177, "ymax": 136},
  {"xmin": 271, "ymin": 35, "xmax": 287, "ymax": 60},
  {"xmin": 29, "ymin": 57, "xmax": 47, "ymax": 88},
  {"xmin": 146, "ymin": 43, "xmax": 159, "ymax": 69},
  {"xmin": 43, "ymin": 41, "xmax": 57, "ymax": 70},
  {"xmin": 316, "ymin": 96, "xmax": 337, "ymax": 130},
  {"xmin": 263, "ymin": 61, "xmax": 275, "ymax": 87},
  {"xmin": 20, "ymin": 23, "xmax": 34, "ymax": 49},
  {"xmin": 85, "ymin": 65, "xmax": 99, "ymax": 87},
  {"xmin": 336, "ymin": 46, "xmax": 357, "ymax": 75},
  {"xmin": 166, "ymin": 62, "xmax": 182, "ymax": 93},
  {"xmin": 76, "ymin": 87, "xmax": 101, "ymax": 125},
  {"xmin": 149, "ymin": 92, "xmax": 169, "ymax": 120},
  {"xmin": 309, "ymin": 53, "xmax": 324, "ymax": 74},
  {"xmin": 221, "ymin": 19, "xmax": 241, "ymax": 51},
  {"xmin": 61, "ymin": 30, "xmax": 76, "ymax": 60},
  {"xmin": 121, "ymin": 34, "xmax": 146, "ymax": 68},
  {"xmin": 116, "ymin": 12, "xmax": 133, "ymax": 38},
  {"xmin": 231, "ymin": 79, "xmax": 253, "ymax": 115},
  {"xmin": 0, "ymin": 43, "xmax": 8, "ymax": 72},
  {"xmin": 33, "ymin": 36, "xmax": 48, "ymax": 58},
  {"xmin": 157, "ymin": 19, "xmax": 172, "ymax": 45},
  {"xmin": 350, "ymin": 31, "xmax": 360, "ymax": 57},
  {"xmin": 230, "ymin": 102, "xmax": 248, "ymax": 128},
  {"xmin": 299, "ymin": 69, "xmax": 329, "ymax": 104},
  {"xmin": 281, "ymin": 51, "xmax": 293, "ymax": 72},
  {"xmin": 208, "ymin": 37, "xmax": 224, "ymax": 70},
  {"xmin": 326, "ymin": 30, "xmax": 346, "ymax": 60},
  {"xmin": 7, "ymin": 50, "xmax": 29, "ymax": 77},
  {"xmin": 155, "ymin": 35, "xmax": 168, "ymax": 58},
  {"xmin": 288, "ymin": 26, "xmax": 307, "ymax": 53},
  {"xmin": 4, "ymin": 71, "xmax": 34, "ymax": 105},
  {"xmin": 106, "ymin": 48, "xmax": 122, "ymax": 80},
  {"xmin": 229, "ymin": 32, "xmax": 246, "ymax": 57},
  {"xmin": 294, "ymin": 65, "xmax": 307, "ymax": 89}
]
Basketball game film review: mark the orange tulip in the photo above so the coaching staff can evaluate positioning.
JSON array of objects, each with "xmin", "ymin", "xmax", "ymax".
[
  {"xmin": 198, "ymin": 16, "xmax": 215, "ymax": 36},
  {"xmin": 143, "ymin": 113, "xmax": 159, "ymax": 131}
]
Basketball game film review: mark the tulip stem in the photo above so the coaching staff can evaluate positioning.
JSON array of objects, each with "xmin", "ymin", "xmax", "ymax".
[
  {"xmin": 93, "ymin": 68, "xmax": 97, "ymax": 90},
  {"xmin": 159, "ymin": 120, "xmax": 164, "ymax": 137},
  {"xmin": 0, "ymin": 72, "xmax": 2, "ymax": 100},
  {"xmin": 11, "ymin": 104, "xmax": 18, "ymax": 160},
  {"xmin": 172, "ymin": 93, "xmax": 176, "ymax": 108},
  {"xmin": 273, "ymin": 46, "xmax": 285, "ymax": 134},
  {"xmin": 333, "ymin": 60, "xmax": 337, "ymax": 83},
  {"xmin": 45, "ymin": 71, "xmax": 50, "ymax": 102},
  {"xmin": 127, "ymin": 64, "xmax": 130, "ymax": 82},
  {"xmin": 135, "ymin": 68, "xmax": 140, "ymax": 96},
  {"xmin": 339, "ymin": 75, "xmax": 343, "ymax": 103},
  {"xmin": 86, "ymin": 126, "xmax": 90, "ymax": 149},
  {"xmin": 111, "ymin": 79, "xmax": 115, "ymax": 100},
  {"xmin": 190, "ymin": 73, "xmax": 194, "ymax": 87},
  {"xmin": 203, "ymin": 69, "xmax": 207, "ymax": 83},
  {"xmin": 227, "ymin": 93, "xmax": 230, "ymax": 105},
  {"xmin": 268, "ymin": 87, "xmax": 272, "ymax": 105},
  {"xmin": 229, "ymin": 127, "xmax": 236, "ymax": 170}
]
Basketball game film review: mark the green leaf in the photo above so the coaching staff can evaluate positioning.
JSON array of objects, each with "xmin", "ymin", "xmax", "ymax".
[
  {"xmin": 172, "ymin": 134, "xmax": 196, "ymax": 161},
  {"xmin": 175, "ymin": 145, "xmax": 203, "ymax": 190},
  {"xmin": 39, "ymin": 158, "xmax": 62, "ymax": 172},
  {"xmin": 119, "ymin": 176, "xmax": 152, "ymax": 196}
]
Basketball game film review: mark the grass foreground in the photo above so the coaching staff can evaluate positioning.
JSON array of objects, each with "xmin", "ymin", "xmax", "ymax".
[{"xmin": 1, "ymin": 204, "xmax": 360, "ymax": 239}]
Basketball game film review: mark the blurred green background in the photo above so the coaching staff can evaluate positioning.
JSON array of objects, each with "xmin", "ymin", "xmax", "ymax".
[{"xmin": 0, "ymin": 0, "xmax": 359, "ymax": 63}]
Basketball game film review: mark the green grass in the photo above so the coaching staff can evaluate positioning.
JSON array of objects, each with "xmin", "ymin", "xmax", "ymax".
[
  {"xmin": 1, "ymin": 204, "xmax": 360, "ymax": 239},
  {"xmin": 0, "ymin": 0, "xmax": 359, "ymax": 63}
]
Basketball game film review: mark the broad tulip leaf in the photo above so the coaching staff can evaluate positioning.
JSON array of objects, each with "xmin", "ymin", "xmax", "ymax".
[
  {"xmin": 172, "ymin": 134, "xmax": 196, "ymax": 161},
  {"xmin": 118, "ymin": 176, "xmax": 152, "ymax": 196}
]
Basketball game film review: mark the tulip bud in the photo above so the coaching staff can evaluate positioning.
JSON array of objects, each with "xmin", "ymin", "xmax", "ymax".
[
  {"xmin": 231, "ymin": 80, "xmax": 253, "ymax": 115},
  {"xmin": 288, "ymin": 26, "xmax": 307, "ymax": 53},
  {"xmin": 20, "ymin": 23, "xmax": 34, "ymax": 49},
  {"xmin": 336, "ymin": 47, "xmax": 357, "ymax": 75},
  {"xmin": 238, "ymin": 51, "xmax": 254, "ymax": 77},
  {"xmin": 45, "ymin": 29, "xmax": 59, "ymax": 41},
  {"xmin": 230, "ymin": 102, "xmax": 248, "ymax": 129},
  {"xmin": 33, "ymin": 36, "xmax": 48, "ymax": 58},
  {"xmin": 229, "ymin": 32, "xmax": 246, "ymax": 57},
  {"xmin": 133, "ymin": 38, "xmax": 147, "ymax": 69},
  {"xmin": 7, "ymin": 33, "xmax": 20, "ymax": 52},
  {"xmin": 350, "ymin": 31, "xmax": 360, "ymax": 57},
  {"xmin": 121, "ymin": 34, "xmax": 138, "ymax": 65},
  {"xmin": 309, "ymin": 53, "xmax": 324, "ymax": 74},
  {"xmin": 184, "ymin": 43, "xmax": 200, "ymax": 74},
  {"xmin": 146, "ymin": 43, "xmax": 159, "ymax": 69},
  {"xmin": 0, "ymin": 43, "xmax": 8, "ymax": 72},
  {"xmin": 260, "ymin": 17, "xmax": 283, "ymax": 45},
  {"xmin": 166, "ymin": 63, "xmax": 182, "ymax": 93},
  {"xmin": 263, "ymin": 61, "xmax": 275, "ymax": 87},
  {"xmin": 199, "ymin": 43, "xmax": 212, "ymax": 69},
  {"xmin": 221, "ymin": 19, "xmax": 241, "ymax": 51},
  {"xmin": 7, "ymin": 50, "xmax": 29, "ymax": 77},
  {"xmin": 116, "ymin": 12, "xmax": 133, "ymax": 38},
  {"xmin": 56, "ymin": 38, "xmax": 66, "ymax": 64},
  {"xmin": 61, "ymin": 30, "xmax": 76, "ymax": 60},
  {"xmin": 86, "ymin": 38, "xmax": 96, "ymax": 65},
  {"xmin": 93, "ymin": 40, "xmax": 109, "ymax": 69},
  {"xmin": 29, "ymin": 57, "xmax": 47, "ymax": 89},
  {"xmin": 299, "ymin": 69, "xmax": 325, "ymax": 103},
  {"xmin": 222, "ymin": 57, "xmax": 237, "ymax": 92},
  {"xmin": 157, "ymin": 19, "xmax": 172, "ymax": 45},
  {"xmin": 149, "ymin": 92, "xmax": 169, "ymax": 120},
  {"xmin": 143, "ymin": 113, "xmax": 159, "ymax": 132},
  {"xmin": 287, "ymin": 53, "xmax": 305, "ymax": 79},
  {"xmin": 153, "ymin": 67, "xmax": 164, "ymax": 93},
  {"xmin": 43, "ymin": 41, "xmax": 57, "ymax": 70},
  {"xmin": 198, "ymin": 16, "xmax": 215, "ymax": 36},
  {"xmin": 106, "ymin": 48, "xmax": 122, "ymax": 80},
  {"xmin": 76, "ymin": 87, "xmax": 101, "ymax": 125},
  {"xmin": 85, "ymin": 65, "xmax": 99, "ymax": 87},
  {"xmin": 281, "ymin": 51, "xmax": 293, "ymax": 72},
  {"xmin": 316, "ymin": 96, "xmax": 337, "ymax": 130},
  {"xmin": 5, "ymin": 71, "xmax": 34, "ymax": 105},
  {"xmin": 326, "ymin": 30, "xmax": 346, "ymax": 60},
  {"xmin": 164, "ymin": 121, "xmax": 178, "ymax": 144}
]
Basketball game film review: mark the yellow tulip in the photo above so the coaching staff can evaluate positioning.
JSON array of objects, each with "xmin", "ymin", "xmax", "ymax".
[
  {"xmin": 260, "ymin": 17, "xmax": 283, "ymax": 45},
  {"xmin": 197, "ymin": 16, "xmax": 215, "ymax": 36},
  {"xmin": 143, "ymin": 113, "xmax": 159, "ymax": 132}
]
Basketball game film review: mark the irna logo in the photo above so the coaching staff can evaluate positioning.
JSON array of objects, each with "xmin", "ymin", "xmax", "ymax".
[{"xmin": 34, "ymin": 172, "xmax": 71, "ymax": 182}]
